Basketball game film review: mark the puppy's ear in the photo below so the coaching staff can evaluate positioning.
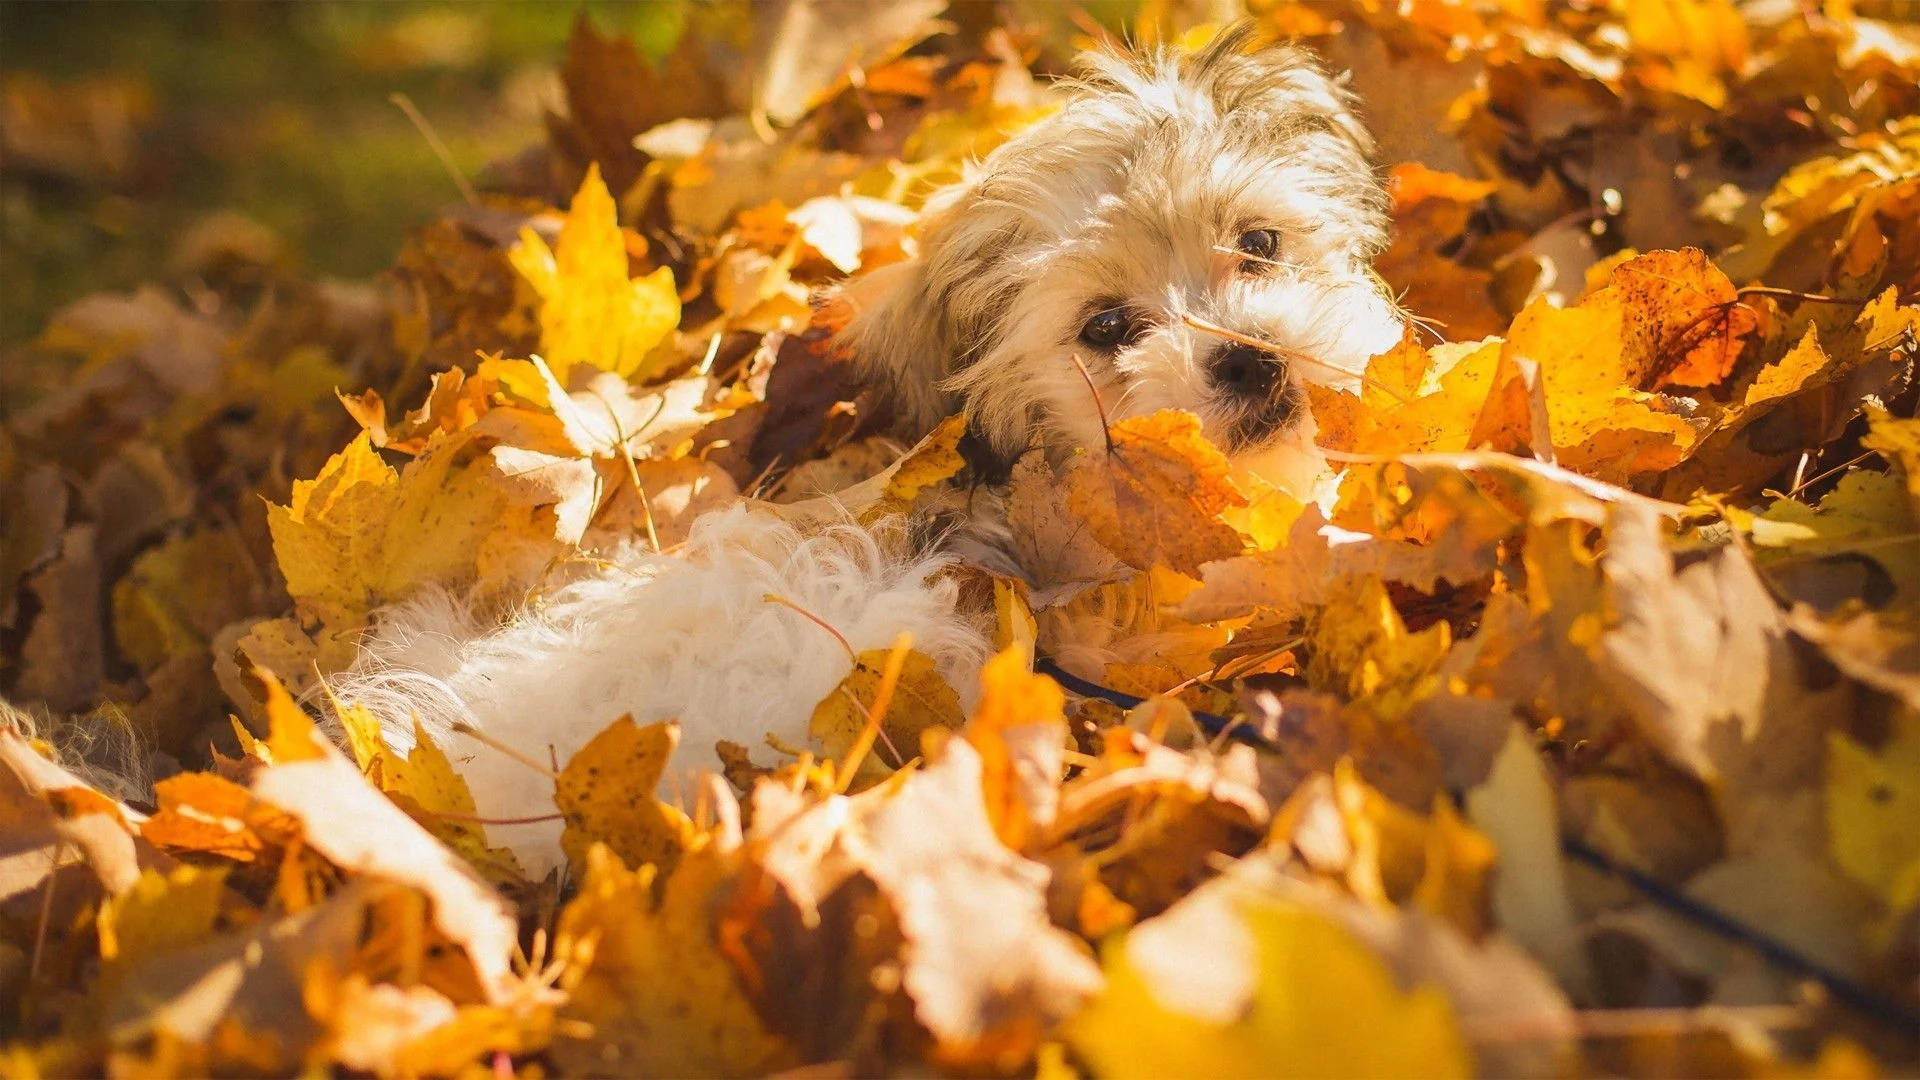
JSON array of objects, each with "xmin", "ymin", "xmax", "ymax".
[{"xmin": 835, "ymin": 177, "xmax": 1022, "ymax": 436}]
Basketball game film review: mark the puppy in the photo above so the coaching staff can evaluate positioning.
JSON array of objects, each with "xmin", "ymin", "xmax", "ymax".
[
  {"xmin": 842, "ymin": 24, "xmax": 1402, "ymax": 491},
  {"xmin": 340, "ymin": 28, "xmax": 1402, "ymax": 875}
]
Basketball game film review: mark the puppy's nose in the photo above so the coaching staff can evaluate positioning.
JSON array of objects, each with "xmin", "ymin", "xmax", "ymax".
[{"xmin": 1210, "ymin": 342, "xmax": 1281, "ymax": 399}]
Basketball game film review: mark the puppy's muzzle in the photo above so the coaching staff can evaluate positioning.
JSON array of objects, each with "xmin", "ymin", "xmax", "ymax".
[
  {"xmin": 1209, "ymin": 341, "xmax": 1302, "ymax": 449},
  {"xmin": 1210, "ymin": 342, "xmax": 1283, "ymax": 400}
]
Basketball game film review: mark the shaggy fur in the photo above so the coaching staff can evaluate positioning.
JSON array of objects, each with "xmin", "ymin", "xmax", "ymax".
[
  {"xmin": 341, "ymin": 29, "xmax": 1400, "ymax": 874},
  {"xmin": 337, "ymin": 508, "xmax": 989, "ymax": 876}
]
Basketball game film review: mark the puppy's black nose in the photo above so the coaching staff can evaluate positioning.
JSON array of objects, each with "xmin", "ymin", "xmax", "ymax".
[{"xmin": 1210, "ymin": 342, "xmax": 1281, "ymax": 399}]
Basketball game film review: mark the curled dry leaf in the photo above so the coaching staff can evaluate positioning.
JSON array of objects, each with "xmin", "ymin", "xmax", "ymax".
[
  {"xmin": 1064, "ymin": 410, "xmax": 1248, "ymax": 578},
  {"xmin": 964, "ymin": 646, "xmax": 1067, "ymax": 852},
  {"xmin": 0, "ymin": 724, "xmax": 147, "ymax": 897},
  {"xmin": 843, "ymin": 740, "xmax": 1105, "ymax": 1062},
  {"xmin": 246, "ymin": 672, "xmax": 521, "ymax": 1003}
]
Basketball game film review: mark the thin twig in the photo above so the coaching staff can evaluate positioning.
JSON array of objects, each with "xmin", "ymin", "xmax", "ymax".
[
  {"xmin": 836, "ymin": 685, "xmax": 906, "ymax": 768},
  {"xmin": 1066, "ymin": 353, "xmax": 1116, "ymax": 454},
  {"xmin": 1787, "ymin": 449, "xmax": 1875, "ymax": 497},
  {"xmin": 837, "ymin": 632, "xmax": 913, "ymax": 792},
  {"xmin": 1735, "ymin": 286, "xmax": 1872, "ymax": 307},
  {"xmin": 389, "ymin": 93, "xmax": 478, "ymax": 206},
  {"xmin": 30, "ymin": 841, "xmax": 61, "ymax": 982},
  {"xmin": 763, "ymin": 593, "xmax": 857, "ymax": 663},
  {"xmin": 450, "ymin": 722, "xmax": 563, "ymax": 780},
  {"xmin": 1182, "ymin": 313, "xmax": 1410, "ymax": 405},
  {"xmin": 1164, "ymin": 638, "xmax": 1303, "ymax": 696},
  {"xmin": 595, "ymin": 395, "xmax": 662, "ymax": 554}
]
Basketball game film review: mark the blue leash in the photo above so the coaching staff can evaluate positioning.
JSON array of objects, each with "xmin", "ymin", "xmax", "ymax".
[
  {"xmin": 1034, "ymin": 656, "xmax": 1265, "ymax": 747},
  {"xmin": 1032, "ymin": 653, "xmax": 1920, "ymax": 1038}
]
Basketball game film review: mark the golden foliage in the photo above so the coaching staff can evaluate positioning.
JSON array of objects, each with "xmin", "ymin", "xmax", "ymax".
[{"xmin": 5, "ymin": 2, "xmax": 1920, "ymax": 1076}]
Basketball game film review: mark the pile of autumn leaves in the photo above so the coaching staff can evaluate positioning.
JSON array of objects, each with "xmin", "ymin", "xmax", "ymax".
[{"xmin": 5, "ymin": 1, "xmax": 1920, "ymax": 1076}]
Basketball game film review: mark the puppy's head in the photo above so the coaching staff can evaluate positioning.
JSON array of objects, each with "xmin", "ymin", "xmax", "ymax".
[{"xmin": 839, "ymin": 26, "xmax": 1402, "ymax": 486}]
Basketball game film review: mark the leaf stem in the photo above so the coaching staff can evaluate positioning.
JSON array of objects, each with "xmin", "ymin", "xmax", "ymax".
[
  {"xmin": 449, "ymin": 722, "xmax": 563, "ymax": 780},
  {"xmin": 837, "ymin": 632, "xmax": 913, "ymax": 793},
  {"xmin": 428, "ymin": 809, "xmax": 565, "ymax": 827},
  {"xmin": 1734, "ymin": 286, "xmax": 1871, "ymax": 306},
  {"xmin": 29, "ymin": 840, "xmax": 60, "ymax": 982},
  {"xmin": 763, "ymin": 593, "xmax": 857, "ymax": 663},
  {"xmin": 389, "ymin": 93, "xmax": 478, "ymax": 207}
]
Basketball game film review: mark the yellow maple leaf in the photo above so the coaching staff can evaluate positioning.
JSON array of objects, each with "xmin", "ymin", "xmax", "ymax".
[
  {"xmin": 266, "ymin": 428, "xmax": 581, "ymax": 631},
  {"xmin": 1503, "ymin": 292, "xmax": 1708, "ymax": 482},
  {"xmin": 1064, "ymin": 410, "xmax": 1247, "ymax": 577},
  {"xmin": 1609, "ymin": 247, "xmax": 1757, "ymax": 390},
  {"xmin": 510, "ymin": 162, "xmax": 680, "ymax": 384},
  {"xmin": 1309, "ymin": 337, "xmax": 1512, "ymax": 458},
  {"xmin": 1304, "ymin": 577, "xmax": 1451, "ymax": 717},
  {"xmin": 1827, "ymin": 713, "xmax": 1920, "ymax": 917},
  {"xmin": 265, "ymin": 432, "xmax": 398, "ymax": 626},
  {"xmin": 256, "ymin": 663, "xmax": 328, "ymax": 765},
  {"xmin": 810, "ymin": 645, "xmax": 964, "ymax": 786},
  {"xmin": 1066, "ymin": 898, "xmax": 1470, "ymax": 1080},
  {"xmin": 97, "ymin": 863, "xmax": 230, "ymax": 973},
  {"xmin": 553, "ymin": 844, "xmax": 795, "ymax": 1076},
  {"xmin": 555, "ymin": 717, "xmax": 699, "ymax": 876},
  {"xmin": 331, "ymin": 699, "xmax": 524, "ymax": 884}
]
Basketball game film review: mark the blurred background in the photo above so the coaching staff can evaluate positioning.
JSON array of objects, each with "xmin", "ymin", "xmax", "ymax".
[{"xmin": 0, "ymin": 2, "xmax": 689, "ymax": 345}]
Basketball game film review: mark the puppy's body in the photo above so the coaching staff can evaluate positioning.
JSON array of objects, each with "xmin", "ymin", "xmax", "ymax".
[
  {"xmin": 337, "ymin": 509, "xmax": 988, "ymax": 874},
  {"xmin": 342, "ymin": 29, "xmax": 1402, "ymax": 874}
]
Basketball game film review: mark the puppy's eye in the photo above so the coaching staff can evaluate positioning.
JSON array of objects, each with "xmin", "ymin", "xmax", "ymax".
[
  {"xmin": 1079, "ymin": 308, "xmax": 1138, "ymax": 350},
  {"xmin": 1236, "ymin": 229, "xmax": 1281, "ymax": 263}
]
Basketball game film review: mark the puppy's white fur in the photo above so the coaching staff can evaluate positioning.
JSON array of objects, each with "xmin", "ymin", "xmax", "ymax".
[
  {"xmin": 336, "ymin": 508, "xmax": 988, "ymax": 876},
  {"xmin": 341, "ymin": 29, "xmax": 1400, "ymax": 874}
]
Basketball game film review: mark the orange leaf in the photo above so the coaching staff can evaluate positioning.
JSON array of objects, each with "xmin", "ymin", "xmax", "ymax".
[
  {"xmin": 1608, "ymin": 248, "xmax": 1757, "ymax": 390},
  {"xmin": 1065, "ymin": 410, "xmax": 1247, "ymax": 577}
]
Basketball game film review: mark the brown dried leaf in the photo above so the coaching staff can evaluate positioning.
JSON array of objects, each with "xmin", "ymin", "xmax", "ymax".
[
  {"xmin": 1609, "ymin": 248, "xmax": 1757, "ymax": 390},
  {"xmin": 555, "ymin": 717, "xmax": 700, "ymax": 876},
  {"xmin": 247, "ymin": 673, "xmax": 521, "ymax": 1001},
  {"xmin": 1065, "ymin": 410, "xmax": 1247, "ymax": 577}
]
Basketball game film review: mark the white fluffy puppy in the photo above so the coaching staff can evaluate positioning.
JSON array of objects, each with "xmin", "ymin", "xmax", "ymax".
[
  {"xmin": 340, "ymin": 27, "xmax": 1402, "ymax": 876},
  {"xmin": 841, "ymin": 24, "xmax": 1402, "ymax": 490}
]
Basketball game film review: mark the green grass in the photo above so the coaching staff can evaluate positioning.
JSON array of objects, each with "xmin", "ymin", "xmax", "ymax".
[{"xmin": 0, "ymin": 1, "xmax": 686, "ymax": 343}]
